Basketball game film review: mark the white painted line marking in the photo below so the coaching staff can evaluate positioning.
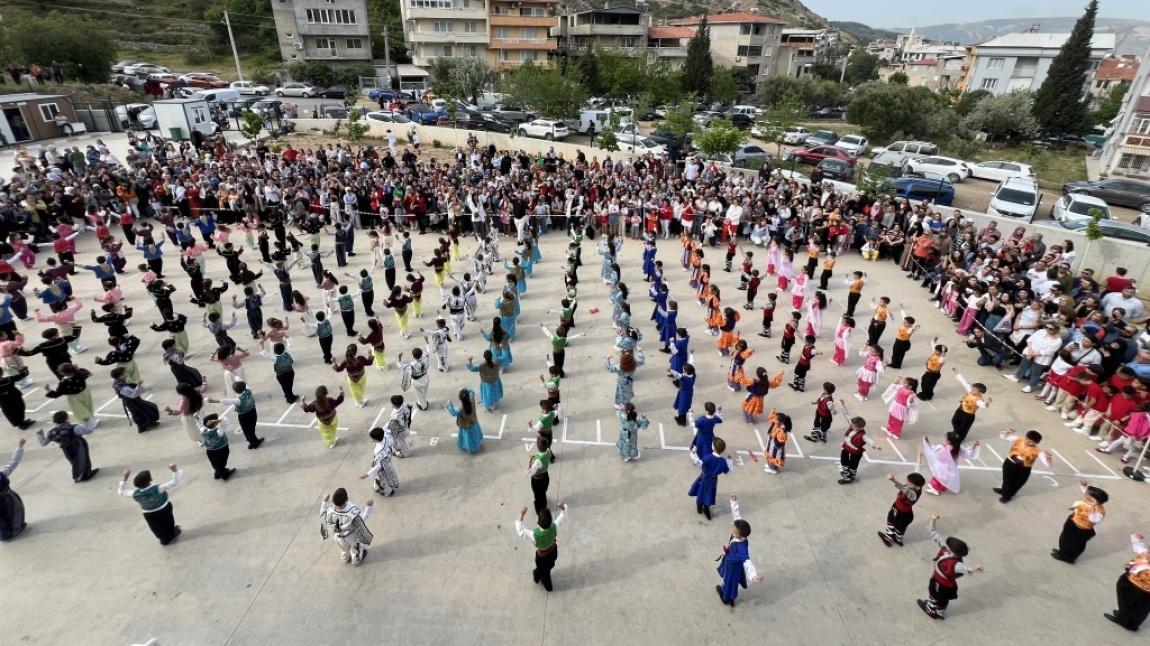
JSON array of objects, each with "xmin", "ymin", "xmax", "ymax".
[
  {"xmin": 1082, "ymin": 450, "xmax": 1120, "ymax": 478},
  {"xmin": 596, "ymin": 419, "xmax": 601, "ymax": 444},
  {"xmin": 787, "ymin": 431, "xmax": 804, "ymax": 459},
  {"xmin": 499, "ymin": 414, "xmax": 507, "ymax": 440},
  {"xmin": 886, "ymin": 438, "xmax": 906, "ymax": 462},
  {"xmin": 753, "ymin": 428, "xmax": 766, "ymax": 452},
  {"xmin": 1050, "ymin": 449, "xmax": 1081, "ymax": 475},
  {"xmin": 985, "ymin": 444, "xmax": 1004, "ymax": 464},
  {"xmin": 659, "ymin": 423, "xmax": 666, "ymax": 449},
  {"xmin": 94, "ymin": 395, "xmax": 119, "ymax": 414},
  {"xmin": 275, "ymin": 403, "xmax": 297, "ymax": 424}
]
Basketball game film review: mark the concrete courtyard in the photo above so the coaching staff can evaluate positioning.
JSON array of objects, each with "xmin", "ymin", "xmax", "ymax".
[{"xmin": 1, "ymin": 226, "xmax": 1146, "ymax": 645}]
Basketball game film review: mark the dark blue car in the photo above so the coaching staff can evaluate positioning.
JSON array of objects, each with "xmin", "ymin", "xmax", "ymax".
[
  {"xmin": 890, "ymin": 175, "xmax": 955, "ymax": 206},
  {"xmin": 406, "ymin": 103, "xmax": 446, "ymax": 125}
]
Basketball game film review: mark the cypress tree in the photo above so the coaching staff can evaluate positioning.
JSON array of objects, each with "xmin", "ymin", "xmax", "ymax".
[
  {"xmin": 1032, "ymin": 0, "xmax": 1098, "ymax": 135},
  {"xmin": 682, "ymin": 14, "xmax": 713, "ymax": 98}
]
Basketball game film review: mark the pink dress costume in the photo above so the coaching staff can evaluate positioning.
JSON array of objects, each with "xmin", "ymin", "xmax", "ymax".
[
  {"xmin": 766, "ymin": 241, "xmax": 780, "ymax": 276},
  {"xmin": 790, "ymin": 273, "xmax": 809, "ymax": 311},
  {"xmin": 0, "ymin": 332, "xmax": 29, "ymax": 380},
  {"xmin": 881, "ymin": 384, "xmax": 919, "ymax": 439},
  {"xmin": 9, "ymin": 236, "xmax": 36, "ymax": 269},
  {"xmin": 831, "ymin": 323, "xmax": 851, "ymax": 366},
  {"xmin": 923, "ymin": 438, "xmax": 981, "ymax": 494},
  {"xmin": 94, "ymin": 286, "xmax": 124, "ymax": 304},
  {"xmin": 776, "ymin": 256, "xmax": 793, "ymax": 291},
  {"xmin": 182, "ymin": 242, "xmax": 210, "ymax": 274},
  {"xmin": 804, "ymin": 298, "xmax": 824, "ymax": 339},
  {"xmin": 34, "ymin": 300, "xmax": 84, "ymax": 351},
  {"xmin": 855, "ymin": 350, "xmax": 884, "ymax": 399}
]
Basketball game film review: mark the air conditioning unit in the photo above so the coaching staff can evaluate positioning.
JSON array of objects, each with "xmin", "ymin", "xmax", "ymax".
[{"xmin": 293, "ymin": 43, "xmax": 304, "ymax": 50}]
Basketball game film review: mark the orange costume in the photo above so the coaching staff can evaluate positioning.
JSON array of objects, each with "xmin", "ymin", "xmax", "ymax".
[
  {"xmin": 706, "ymin": 290, "xmax": 724, "ymax": 330},
  {"xmin": 716, "ymin": 309, "xmax": 741, "ymax": 350}
]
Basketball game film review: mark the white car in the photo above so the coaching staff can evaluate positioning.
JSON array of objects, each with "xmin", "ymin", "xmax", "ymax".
[
  {"xmin": 123, "ymin": 63, "xmax": 168, "ymax": 76},
  {"xmin": 834, "ymin": 134, "xmax": 869, "ymax": 156},
  {"xmin": 968, "ymin": 160, "xmax": 1035, "ymax": 182},
  {"xmin": 613, "ymin": 123, "xmax": 641, "ymax": 137},
  {"xmin": 616, "ymin": 135, "xmax": 665, "ymax": 156},
  {"xmin": 114, "ymin": 104, "xmax": 157, "ymax": 129},
  {"xmin": 1052, "ymin": 193, "xmax": 1112, "ymax": 224},
  {"xmin": 518, "ymin": 119, "xmax": 569, "ymax": 140},
  {"xmin": 231, "ymin": 81, "xmax": 271, "ymax": 96},
  {"xmin": 275, "ymin": 82, "xmax": 318, "ymax": 98},
  {"xmin": 906, "ymin": 155, "xmax": 972, "ymax": 182},
  {"xmin": 780, "ymin": 126, "xmax": 811, "ymax": 145}
]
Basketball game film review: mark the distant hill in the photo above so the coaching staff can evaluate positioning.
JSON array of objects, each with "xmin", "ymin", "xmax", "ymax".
[
  {"xmin": 885, "ymin": 17, "xmax": 1150, "ymax": 54},
  {"xmin": 651, "ymin": 0, "xmax": 836, "ymax": 29},
  {"xmin": 831, "ymin": 21, "xmax": 898, "ymax": 43}
]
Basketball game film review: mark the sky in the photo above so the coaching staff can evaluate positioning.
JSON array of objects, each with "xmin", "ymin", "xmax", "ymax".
[{"xmin": 802, "ymin": 0, "xmax": 1145, "ymax": 28}]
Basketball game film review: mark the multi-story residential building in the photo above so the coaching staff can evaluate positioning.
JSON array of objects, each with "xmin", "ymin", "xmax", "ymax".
[
  {"xmin": 646, "ymin": 26, "xmax": 693, "ymax": 69},
  {"xmin": 669, "ymin": 12, "xmax": 784, "ymax": 92},
  {"xmin": 400, "ymin": 0, "xmax": 490, "ymax": 68},
  {"xmin": 773, "ymin": 28, "xmax": 832, "ymax": 77},
  {"xmin": 1098, "ymin": 45, "xmax": 1150, "ymax": 180},
  {"xmin": 879, "ymin": 55, "xmax": 967, "ymax": 91},
  {"xmin": 555, "ymin": 3, "xmax": 648, "ymax": 58},
  {"xmin": 487, "ymin": 0, "xmax": 559, "ymax": 70},
  {"xmin": 1090, "ymin": 54, "xmax": 1140, "ymax": 103},
  {"xmin": 965, "ymin": 31, "xmax": 1115, "ymax": 96},
  {"xmin": 271, "ymin": 0, "xmax": 373, "ymax": 64}
]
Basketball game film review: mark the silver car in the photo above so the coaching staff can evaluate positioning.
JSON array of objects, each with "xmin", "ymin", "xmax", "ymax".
[{"xmin": 276, "ymin": 82, "xmax": 318, "ymax": 98}]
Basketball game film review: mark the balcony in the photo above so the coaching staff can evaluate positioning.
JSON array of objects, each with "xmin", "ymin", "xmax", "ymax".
[
  {"xmin": 490, "ymin": 36, "xmax": 556, "ymax": 50},
  {"xmin": 407, "ymin": 30, "xmax": 488, "ymax": 43},
  {"xmin": 405, "ymin": 6, "xmax": 488, "ymax": 20},
  {"xmin": 568, "ymin": 23, "xmax": 644, "ymax": 37},
  {"xmin": 494, "ymin": 59, "xmax": 553, "ymax": 69},
  {"xmin": 562, "ymin": 43, "xmax": 643, "ymax": 56},
  {"xmin": 489, "ymin": 15, "xmax": 556, "ymax": 27},
  {"xmin": 649, "ymin": 45, "xmax": 688, "ymax": 58}
]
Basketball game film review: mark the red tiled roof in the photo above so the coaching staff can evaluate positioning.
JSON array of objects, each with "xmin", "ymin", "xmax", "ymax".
[
  {"xmin": 1095, "ymin": 55, "xmax": 1141, "ymax": 82},
  {"xmin": 907, "ymin": 58, "xmax": 938, "ymax": 66},
  {"xmin": 648, "ymin": 26, "xmax": 695, "ymax": 39},
  {"xmin": 670, "ymin": 12, "xmax": 785, "ymax": 26}
]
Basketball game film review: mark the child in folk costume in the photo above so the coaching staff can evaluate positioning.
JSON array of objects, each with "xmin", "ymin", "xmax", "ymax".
[
  {"xmin": 726, "ymin": 340, "xmax": 752, "ymax": 393},
  {"xmin": 917, "ymin": 342, "xmax": 947, "ymax": 401},
  {"xmin": 659, "ymin": 300, "xmax": 679, "ymax": 352},
  {"xmin": 757, "ymin": 292, "xmax": 778, "ymax": 338},
  {"xmin": 737, "ymin": 250, "xmax": 754, "ymax": 288},
  {"xmin": 605, "ymin": 350, "xmax": 644, "ymax": 407},
  {"xmin": 881, "ymin": 377, "xmax": 920, "ymax": 439},
  {"xmin": 776, "ymin": 310, "xmax": 802, "ymax": 364},
  {"xmin": 667, "ymin": 326, "xmax": 691, "ymax": 373},
  {"xmin": 918, "ymin": 514, "xmax": 984, "ymax": 619},
  {"xmin": 742, "ymin": 368, "xmax": 783, "ymax": 424},
  {"xmin": 397, "ymin": 348, "xmax": 432, "ymax": 411},
  {"xmin": 743, "ymin": 270, "xmax": 761, "ymax": 310},
  {"xmin": 838, "ymin": 413, "xmax": 881, "ymax": 484},
  {"xmin": 950, "ymin": 370, "xmax": 991, "ymax": 441},
  {"xmin": 695, "ymin": 264, "xmax": 712, "ymax": 307},
  {"xmin": 117, "ymin": 464, "xmax": 184, "ymax": 546},
  {"xmin": 789, "ymin": 335, "xmax": 820, "ymax": 392},
  {"xmin": 422, "ymin": 316, "xmax": 453, "ymax": 372},
  {"xmin": 301, "ymin": 385, "xmax": 345, "ymax": 449},
  {"xmin": 715, "ymin": 494, "xmax": 765, "ymax": 606},
  {"xmin": 387, "ymin": 395, "xmax": 414, "ymax": 458},
  {"xmin": 878, "ymin": 472, "xmax": 925, "ymax": 547},
  {"xmin": 831, "ymin": 316, "xmax": 855, "ymax": 366},
  {"xmin": 690, "ymin": 402, "xmax": 723, "ymax": 456},
  {"xmin": 763, "ymin": 411, "xmax": 793, "ymax": 474},
  {"xmin": 995, "ymin": 428, "xmax": 1052, "ymax": 503},
  {"xmin": 716, "ymin": 307, "xmax": 740, "ymax": 355},
  {"xmin": 804, "ymin": 382, "xmax": 837, "ymax": 443},
  {"xmin": 1106, "ymin": 532, "xmax": 1150, "ymax": 631},
  {"xmin": 776, "ymin": 248, "xmax": 794, "ymax": 291},
  {"xmin": 670, "ymin": 363, "xmax": 696, "ymax": 426},
  {"xmin": 615, "ymin": 402, "xmax": 649, "ymax": 462},
  {"xmin": 818, "ymin": 251, "xmax": 836, "ymax": 290},
  {"xmin": 704, "ymin": 287, "xmax": 724, "ymax": 337},
  {"xmin": 886, "ymin": 309, "xmax": 920, "ymax": 369},
  {"xmin": 765, "ymin": 238, "xmax": 780, "ymax": 276},
  {"xmin": 689, "ymin": 436, "xmax": 733, "ymax": 520},
  {"xmin": 804, "ymin": 291, "xmax": 828, "ymax": 338},
  {"xmin": 866, "ymin": 296, "xmax": 891, "ymax": 347},
  {"xmin": 331, "ymin": 344, "xmax": 372, "ymax": 408},
  {"xmin": 466, "ymin": 351, "xmax": 504, "ymax": 413},
  {"xmin": 855, "ymin": 345, "xmax": 885, "ymax": 401},
  {"xmin": 446, "ymin": 388, "xmax": 483, "ymax": 455},
  {"xmin": 688, "ymin": 248, "xmax": 704, "ymax": 287},
  {"xmin": 514, "ymin": 502, "xmax": 569, "ymax": 593},
  {"xmin": 922, "ymin": 432, "xmax": 981, "ymax": 495},
  {"xmin": 680, "ymin": 231, "xmax": 696, "ymax": 270},
  {"xmin": 1052, "ymin": 481, "xmax": 1109, "ymax": 564},
  {"xmin": 790, "ymin": 272, "xmax": 809, "ymax": 311},
  {"xmin": 320, "ymin": 488, "xmax": 375, "ymax": 566}
]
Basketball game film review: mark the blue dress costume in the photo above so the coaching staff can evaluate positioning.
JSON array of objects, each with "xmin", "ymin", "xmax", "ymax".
[
  {"xmin": 615, "ymin": 410, "xmax": 649, "ymax": 460},
  {"xmin": 465, "ymin": 360, "xmax": 504, "ymax": 410},
  {"xmin": 669, "ymin": 333, "xmax": 690, "ymax": 374},
  {"xmin": 651, "ymin": 289, "xmax": 668, "ymax": 331},
  {"xmin": 446, "ymin": 391, "xmax": 483, "ymax": 454},
  {"xmin": 691, "ymin": 414, "xmax": 723, "ymax": 456},
  {"xmin": 494, "ymin": 292, "xmax": 518, "ymax": 340},
  {"xmin": 660, "ymin": 308, "xmax": 678, "ymax": 346},
  {"xmin": 605, "ymin": 355, "xmax": 644, "ymax": 407},
  {"xmin": 642, "ymin": 243, "xmax": 656, "ymax": 280},
  {"xmin": 718, "ymin": 539, "xmax": 751, "ymax": 603},
  {"xmin": 530, "ymin": 238, "xmax": 542, "ymax": 263},
  {"xmin": 688, "ymin": 452, "xmax": 730, "ymax": 507},
  {"xmin": 672, "ymin": 372, "xmax": 696, "ymax": 419}
]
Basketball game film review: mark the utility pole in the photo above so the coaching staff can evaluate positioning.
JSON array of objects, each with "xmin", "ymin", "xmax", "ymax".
[
  {"xmin": 382, "ymin": 28, "xmax": 392, "ymax": 90},
  {"xmin": 839, "ymin": 46, "xmax": 853, "ymax": 85},
  {"xmin": 224, "ymin": 11, "xmax": 245, "ymax": 82}
]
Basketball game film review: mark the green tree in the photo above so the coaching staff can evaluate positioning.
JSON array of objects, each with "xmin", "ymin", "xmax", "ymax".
[
  {"xmin": 365, "ymin": 0, "xmax": 411, "ymax": 64},
  {"xmin": 960, "ymin": 91, "xmax": 1041, "ymax": 142},
  {"xmin": 682, "ymin": 15, "xmax": 713, "ymax": 98},
  {"xmin": 756, "ymin": 94, "xmax": 803, "ymax": 156},
  {"xmin": 598, "ymin": 129, "xmax": 619, "ymax": 152},
  {"xmin": 693, "ymin": 118, "xmax": 746, "ymax": 158},
  {"xmin": 499, "ymin": 62, "xmax": 585, "ymax": 120},
  {"xmin": 1093, "ymin": 82, "xmax": 1129, "ymax": 126},
  {"xmin": 842, "ymin": 49, "xmax": 879, "ymax": 85},
  {"xmin": 711, "ymin": 68, "xmax": 740, "ymax": 104},
  {"xmin": 239, "ymin": 110, "xmax": 264, "ymax": 142},
  {"xmin": 664, "ymin": 100, "xmax": 698, "ymax": 139},
  {"xmin": 954, "ymin": 89, "xmax": 992, "ymax": 116},
  {"xmin": 288, "ymin": 62, "xmax": 337, "ymax": 87},
  {"xmin": 203, "ymin": 0, "xmax": 280, "ymax": 59},
  {"xmin": 1032, "ymin": 0, "xmax": 1098, "ymax": 135},
  {"xmin": 946, "ymin": 137, "xmax": 985, "ymax": 161},
  {"xmin": 856, "ymin": 161, "xmax": 893, "ymax": 197},
  {"xmin": 342, "ymin": 87, "xmax": 369, "ymax": 142},
  {"xmin": 846, "ymin": 82, "xmax": 952, "ymax": 140},
  {"xmin": 1081, "ymin": 206, "xmax": 1105, "ymax": 270},
  {"xmin": 429, "ymin": 57, "xmax": 488, "ymax": 105},
  {"xmin": 888, "ymin": 71, "xmax": 909, "ymax": 85},
  {"xmin": 0, "ymin": 14, "xmax": 115, "ymax": 82}
]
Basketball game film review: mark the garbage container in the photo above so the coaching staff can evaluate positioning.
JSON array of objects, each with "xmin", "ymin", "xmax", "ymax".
[{"xmin": 168, "ymin": 127, "xmax": 183, "ymax": 141}]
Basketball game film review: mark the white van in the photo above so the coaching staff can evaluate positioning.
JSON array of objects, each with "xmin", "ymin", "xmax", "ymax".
[
  {"xmin": 194, "ymin": 88, "xmax": 241, "ymax": 105},
  {"xmin": 987, "ymin": 176, "xmax": 1042, "ymax": 222},
  {"xmin": 728, "ymin": 104, "xmax": 762, "ymax": 118},
  {"xmin": 570, "ymin": 109, "xmax": 610, "ymax": 134}
]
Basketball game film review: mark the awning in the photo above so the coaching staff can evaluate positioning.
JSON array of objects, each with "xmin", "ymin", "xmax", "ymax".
[{"xmin": 396, "ymin": 65, "xmax": 430, "ymax": 78}]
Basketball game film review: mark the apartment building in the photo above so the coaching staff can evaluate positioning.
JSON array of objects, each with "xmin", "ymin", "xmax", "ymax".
[
  {"xmin": 669, "ymin": 12, "xmax": 784, "ymax": 91},
  {"xmin": 401, "ymin": 0, "xmax": 490, "ymax": 67},
  {"xmin": 487, "ymin": 0, "xmax": 559, "ymax": 70},
  {"xmin": 555, "ymin": 4, "xmax": 648, "ymax": 58},
  {"xmin": 1090, "ymin": 54, "xmax": 1140, "ymax": 103},
  {"xmin": 1098, "ymin": 45, "xmax": 1150, "ymax": 180},
  {"xmin": 879, "ymin": 55, "xmax": 967, "ymax": 91},
  {"xmin": 965, "ymin": 31, "xmax": 1115, "ymax": 96},
  {"xmin": 271, "ymin": 0, "xmax": 373, "ymax": 64},
  {"xmin": 646, "ymin": 26, "xmax": 693, "ymax": 69},
  {"xmin": 773, "ymin": 28, "xmax": 831, "ymax": 77}
]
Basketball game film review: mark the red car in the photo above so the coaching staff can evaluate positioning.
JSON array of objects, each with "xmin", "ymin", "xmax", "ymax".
[
  {"xmin": 180, "ymin": 73, "xmax": 228, "ymax": 89},
  {"xmin": 788, "ymin": 145, "xmax": 856, "ymax": 166}
]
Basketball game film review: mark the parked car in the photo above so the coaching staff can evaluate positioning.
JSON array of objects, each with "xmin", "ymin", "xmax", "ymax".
[
  {"xmin": 482, "ymin": 105, "xmax": 534, "ymax": 123},
  {"xmin": 1062, "ymin": 178, "xmax": 1150, "ymax": 213},
  {"xmin": 613, "ymin": 122, "xmax": 641, "ymax": 138},
  {"xmin": 784, "ymin": 144, "xmax": 854, "ymax": 166},
  {"xmin": 365, "ymin": 110, "xmax": 411, "ymax": 124},
  {"xmin": 123, "ymin": 63, "xmax": 168, "ymax": 76},
  {"xmin": 906, "ymin": 156, "xmax": 972, "ymax": 182},
  {"xmin": 968, "ymin": 160, "xmax": 1035, "ymax": 182},
  {"xmin": 816, "ymin": 158, "xmax": 854, "ymax": 181},
  {"xmin": 834, "ymin": 134, "xmax": 869, "ymax": 156},
  {"xmin": 867, "ymin": 151, "xmax": 910, "ymax": 179},
  {"xmin": 323, "ymin": 105, "xmax": 368, "ymax": 119},
  {"xmin": 728, "ymin": 113, "xmax": 754, "ymax": 130},
  {"xmin": 406, "ymin": 103, "xmax": 445, "ymax": 124},
  {"xmin": 616, "ymin": 135, "xmax": 665, "ymax": 155},
  {"xmin": 870, "ymin": 140, "xmax": 939, "ymax": 159},
  {"xmin": 276, "ymin": 82, "xmax": 318, "ymax": 98},
  {"xmin": 114, "ymin": 104, "xmax": 157, "ymax": 130},
  {"xmin": 181, "ymin": 73, "xmax": 228, "ymax": 89},
  {"xmin": 518, "ymin": 119, "xmax": 569, "ymax": 140},
  {"xmin": 727, "ymin": 105, "xmax": 762, "ymax": 118},
  {"xmin": 988, "ymin": 176, "xmax": 1042, "ymax": 221},
  {"xmin": 804, "ymin": 130, "xmax": 839, "ymax": 146},
  {"xmin": 250, "ymin": 99, "xmax": 285, "ymax": 116},
  {"xmin": 699, "ymin": 144, "xmax": 770, "ymax": 168},
  {"xmin": 1051, "ymin": 193, "xmax": 1112, "ymax": 224},
  {"xmin": 891, "ymin": 175, "xmax": 955, "ymax": 206},
  {"xmin": 479, "ymin": 112, "xmax": 517, "ymax": 133},
  {"xmin": 647, "ymin": 127, "xmax": 690, "ymax": 149},
  {"xmin": 779, "ymin": 126, "xmax": 811, "ymax": 145},
  {"xmin": 318, "ymin": 85, "xmax": 350, "ymax": 99},
  {"xmin": 692, "ymin": 110, "xmax": 725, "ymax": 127},
  {"xmin": 811, "ymin": 106, "xmax": 846, "ymax": 119},
  {"xmin": 112, "ymin": 59, "xmax": 139, "ymax": 74},
  {"xmin": 368, "ymin": 89, "xmax": 416, "ymax": 102},
  {"xmin": 193, "ymin": 88, "xmax": 241, "ymax": 105},
  {"xmin": 1057, "ymin": 218, "xmax": 1150, "ymax": 244},
  {"xmin": 450, "ymin": 112, "xmax": 491, "ymax": 130},
  {"xmin": 230, "ymin": 81, "xmax": 271, "ymax": 96}
]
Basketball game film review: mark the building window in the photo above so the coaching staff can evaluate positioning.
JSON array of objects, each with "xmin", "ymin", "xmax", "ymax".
[
  {"xmin": 521, "ymin": 7, "xmax": 545, "ymax": 16},
  {"xmin": 521, "ymin": 27, "xmax": 538, "ymax": 40},
  {"xmin": 492, "ymin": 6, "xmax": 508, "ymax": 15},
  {"xmin": 410, "ymin": 0, "xmax": 453, "ymax": 8},
  {"xmin": 290, "ymin": 54, "xmax": 299, "ymax": 60},
  {"xmin": 987, "ymin": 57, "xmax": 1005, "ymax": 70},
  {"xmin": 434, "ymin": 21, "xmax": 453, "ymax": 32},
  {"xmin": 980, "ymin": 78, "xmax": 998, "ymax": 90},
  {"xmin": 286, "ymin": 32, "xmax": 294, "ymax": 39},
  {"xmin": 305, "ymin": 9, "xmax": 357, "ymax": 24},
  {"xmin": 619, "ymin": 36, "xmax": 636, "ymax": 48},
  {"xmin": 456, "ymin": 0, "xmax": 470, "ymax": 7},
  {"xmin": 346, "ymin": 38, "xmax": 362, "ymax": 49},
  {"xmin": 39, "ymin": 103, "xmax": 60, "ymax": 122},
  {"xmin": 441, "ymin": 45, "xmax": 454, "ymax": 57},
  {"xmin": 747, "ymin": 64, "xmax": 760, "ymax": 76},
  {"xmin": 467, "ymin": 45, "xmax": 477, "ymax": 56},
  {"xmin": 500, "ymin": 50, "xmax": 510, "ymax": 61},
  {"xmin": 315, "ymin": 38, "xmax": 337, "ymax": 56},
  {"xmin": 747, "ymin": 45, "xmax": 762, "ymax": 57},
  {"xmin": 737, "ymin": 45, "xmax": 748, "ymax": 56},
  {"xmin": 1134, "ymin": 117, "xmax": 1150, "ymax": 135},
  {"xmin": 464, "ymin": 20, "xmax": 477, "ymax": 33},
  {"xmin": 521, "ymin": 51, "xmax": 537, "ymax": 62},
  {"xmin": 741, "ymin": 24, "xmax": 751, "ymax": 35},
  {"xmin": 495, "ymin": 27, "xmax": 509, "ymax": 39}
]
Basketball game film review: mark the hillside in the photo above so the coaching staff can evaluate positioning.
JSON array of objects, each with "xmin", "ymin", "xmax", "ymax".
[
  {"xmin": 648, "ymin": 0, "xmax": 840, "ymax": 32},
  {"xmin": 885, "ymin": 17, "xmax": 1150, "ymax": 54},
  {"xmin": 831, "ymin": 21, "xmax": 898, "ymax": 43}
]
